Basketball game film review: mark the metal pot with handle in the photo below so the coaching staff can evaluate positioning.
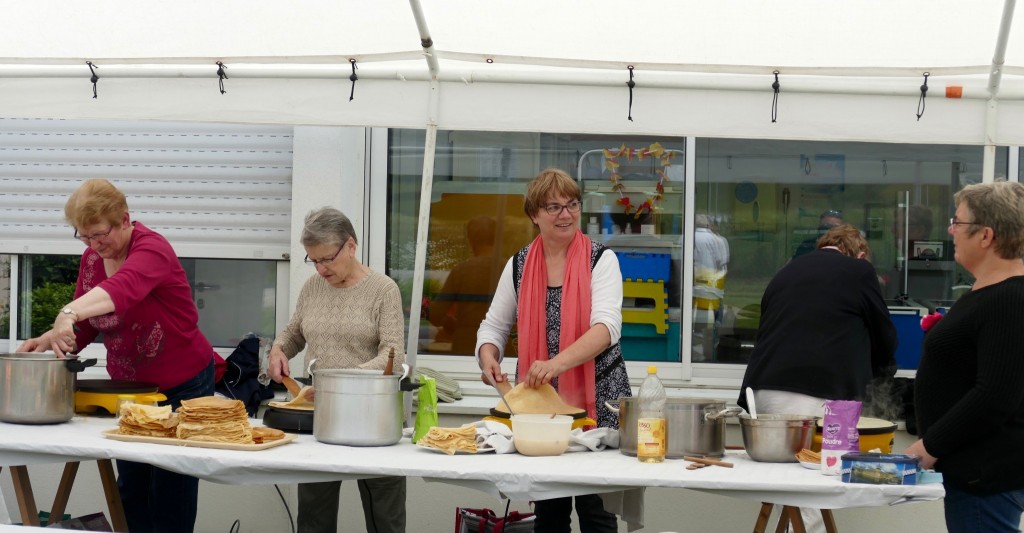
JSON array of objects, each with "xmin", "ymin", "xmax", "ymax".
[
  {"xmin": 0, "ymin": 352, "xmax": 97, "ymax": 424},
  {"xmin": 607, "ymin": 397, "xmax": 741, "ymax": 458},
  {"xmin": 311, "ymin": 361, "xmax": 421, "ymax": 446}
]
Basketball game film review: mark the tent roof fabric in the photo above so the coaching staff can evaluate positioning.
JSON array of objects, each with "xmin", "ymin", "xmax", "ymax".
[
  {"xmin": 1, "ymin": 0, "xmax": 1022, "ymax": 146},
  {"xmin": 3, "ymin": 0, "xmax": 1018, "ymax": 75}
]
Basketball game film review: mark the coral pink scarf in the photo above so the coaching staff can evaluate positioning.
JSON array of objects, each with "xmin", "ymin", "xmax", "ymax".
[{"xmin": 517, "ymin": 230, "xmax": 596, "ymax": 420}]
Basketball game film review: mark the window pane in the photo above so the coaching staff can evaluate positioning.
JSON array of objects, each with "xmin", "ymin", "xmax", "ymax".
[
  {"xmin": 180, "ymin": 259, "xmax": 278, "ymax": 347},
  {"xmin": 387, "ymin": 130, "xmax": 686, "ymax": 363},
  {"xmin": 17, "ymin": 255, "xmax": 277, "ymax": 348},
  {"xmin": 18, "ymin": 255, "xmax": 79, "ymax": 339},
  {"xmin": 694, "ymin": 140, "xmax": 1006, "ymax": 365}
]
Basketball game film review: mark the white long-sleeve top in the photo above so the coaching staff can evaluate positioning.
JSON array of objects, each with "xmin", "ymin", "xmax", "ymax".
[{"xmin": 475, "ymin": 250, "xmax": 623, "ymax": 363}]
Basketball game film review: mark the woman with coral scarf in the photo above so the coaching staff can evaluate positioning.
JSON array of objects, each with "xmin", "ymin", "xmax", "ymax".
[{"xmin": 476, "ymin": 168, "xmax": 631, "ymax": 533}]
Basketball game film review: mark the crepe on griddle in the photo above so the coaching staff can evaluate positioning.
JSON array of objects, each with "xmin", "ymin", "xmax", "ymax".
[
  {"xmin": 118, "ymin": 403, "xmax": 179, "ymax": 438},
  {"xmin": 269, "ymin": 386, "xmax": 314, "ymax": 410},
  {"xmin": 418, "ymin": 424, "xmax": 478, "ymax": 455},
  {"xmin": 175, "ymin": 396, "xmax": 253, "ymax": 444},
  {"xmin": 493, "ymin": 383, "xmax": 585, "ymax": 415}
]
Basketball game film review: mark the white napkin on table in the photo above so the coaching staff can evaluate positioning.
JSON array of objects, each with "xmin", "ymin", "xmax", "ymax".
[{"xmin": 566, "ymin": 427, "xmax": 618, "ymax": 452}]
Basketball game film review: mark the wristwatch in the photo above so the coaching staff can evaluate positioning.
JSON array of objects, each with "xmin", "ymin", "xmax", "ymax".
[{"xmin": 61, "ymin": 308, "xmax": 79, "ymax": 321}]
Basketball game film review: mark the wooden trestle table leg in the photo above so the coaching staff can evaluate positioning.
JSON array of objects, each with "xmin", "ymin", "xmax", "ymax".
[
  {"xmin": 97, "ymin": 459, "xmax": 128, "ymax": 532},
  {"xmin": 1, "ymin": 462, "xmax": 127, "ymax": 532},
  {"xmin": 753, "ymin": 502, "xmax": 839, "ymax": 533},
  {"xmin": 49, "ymin": 461, "xmax": 80, "ymax": 523},
  {"xmin": 7, "ymin": 465, "xmax": 41, "ymax": 526}
]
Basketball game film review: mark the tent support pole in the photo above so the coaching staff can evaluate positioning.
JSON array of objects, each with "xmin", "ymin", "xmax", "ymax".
[
  {"xmin": 984, "ymin": 0, "xmax": 1015, "ymax": 182},
  {"xmin": 405, "ymin": 0, "xmax": 442, "ymax": 365}
]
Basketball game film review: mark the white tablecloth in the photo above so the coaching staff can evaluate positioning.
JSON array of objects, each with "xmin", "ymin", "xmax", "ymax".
[{"xmin": 0, "ymin": 416, "xmax": 943, "ymax": 510}]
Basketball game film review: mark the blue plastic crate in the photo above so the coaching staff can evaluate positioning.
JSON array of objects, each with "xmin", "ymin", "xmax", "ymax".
[
  {"xmin": 617, "ymin": 252, "xmax": 671, "ymax": 282},
  {"xmin": 619, "ymin": 322, "xmax": 679, "ymax": 362}
]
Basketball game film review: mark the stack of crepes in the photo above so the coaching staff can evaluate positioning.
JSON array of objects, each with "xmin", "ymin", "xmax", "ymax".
[
  {"xmin": 418, "ymin": 424, "xmax": 478, "ymax": 455},
  {"xmin": 175, "ymin": 396, "xmax": 253, "ymax": 444},
  {"xmin": 118, "ymin": 403, "xmax": 179, "ymax": 438}
]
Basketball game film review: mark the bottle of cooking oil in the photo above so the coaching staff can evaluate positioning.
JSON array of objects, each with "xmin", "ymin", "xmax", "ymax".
[{"xmin": 637, "ymin": 365, "xmax": 667, "ymax": 463}]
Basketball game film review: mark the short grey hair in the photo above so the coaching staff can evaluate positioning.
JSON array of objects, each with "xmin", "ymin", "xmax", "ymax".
[
  {"xmin": 301, "ymin": 207, "xmax": 357, "ymax": 248},
  {"xmin": 954, "ymin": 180, "xmax": 1024, "ymax": 259}
]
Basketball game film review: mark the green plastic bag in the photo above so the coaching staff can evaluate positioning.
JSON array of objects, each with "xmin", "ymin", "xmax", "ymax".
[{"xmin": 413, "ymin": 375, "xmax": 438, "ymax": 443}]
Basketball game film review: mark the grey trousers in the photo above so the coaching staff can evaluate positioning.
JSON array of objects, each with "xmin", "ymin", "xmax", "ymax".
[{"xmin": 297, "ymin": 477, "xmax": 406, "ymax": 533}]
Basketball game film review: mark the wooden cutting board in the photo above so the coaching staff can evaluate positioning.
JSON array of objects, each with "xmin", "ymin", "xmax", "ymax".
[{"xmin": 103, "ymin": 429, "xmax": 297, "ymax": 451}]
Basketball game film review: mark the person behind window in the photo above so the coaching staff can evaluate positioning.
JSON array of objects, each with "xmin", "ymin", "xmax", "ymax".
[
  {"xmin": 476, "ymin": 168, "xmax": 630, "ymax": 533},
  {"xmin": 905, "ymin": 181, "xmax": 1024, "ymax": 533},
  {"xmin": 792, "ymin": 209, "xmax": 844, "ymax": 258},
  {"xmin": 692, "ymin": 214, "xmax": 730, "ymax": 362},
  {"xmin": 428, "ymin": 216, "xmax": 503, "ymax": 354},
  {"xmin": 883, "ymin": 204, "xmax": 935, "ymax": 299},
  {"xmin": 17, "ymin": 178, "xmax": 221, "ymax": 533},
  {"xmin": 267, "ymin": 207, "xmax": 406, "ymax": 533}
]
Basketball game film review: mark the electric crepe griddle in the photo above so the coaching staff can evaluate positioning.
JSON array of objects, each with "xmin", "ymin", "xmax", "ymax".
[
  {"xmin": 75, "ymin": 379, "xmax": 167, "ymax": 414},
  {"xmin": 261, "ymin": 377, "xmax": 314, "ymax": 433}
]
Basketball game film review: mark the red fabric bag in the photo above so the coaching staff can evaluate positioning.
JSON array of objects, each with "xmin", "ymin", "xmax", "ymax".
[{"xmin": 455, "ymin": 507, "xmax": 535, "ymax": 533}]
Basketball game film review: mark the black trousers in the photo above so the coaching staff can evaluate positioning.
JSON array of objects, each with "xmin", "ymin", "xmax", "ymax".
[
  {"xmin": 297, "ymin": 477, "xmax": 406, "ymax": 533},
  {"xmin": 532, "ymin": 494, "xmax": 618, "ymax": 533}
]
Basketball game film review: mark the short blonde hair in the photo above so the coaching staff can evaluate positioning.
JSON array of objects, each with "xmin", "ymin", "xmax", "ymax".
[
  {"xmin": 817, "ymin": 224, "xmax": 870, "ymax": 258},
  {"xmin": 64, "ymin": 179, "xmax": 128, "ymax": 229},
  {"xmin": 523, "ymin": 168, "xmax": 581, "ymax": 218},
  {"xmin": 954, "ymin": 181, "xmax": 1024, "ymax": 259}
]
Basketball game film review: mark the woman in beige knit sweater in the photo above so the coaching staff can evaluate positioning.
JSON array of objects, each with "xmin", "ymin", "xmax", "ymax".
[{"xmin": 268, "ymin": 207, "xmax": 407, "ymax": 533}]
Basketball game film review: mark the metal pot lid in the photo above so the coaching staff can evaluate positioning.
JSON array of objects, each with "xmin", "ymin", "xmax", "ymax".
[{"xmin": 76, "ymin": 379, "xmax": 160, "ymax": 394}]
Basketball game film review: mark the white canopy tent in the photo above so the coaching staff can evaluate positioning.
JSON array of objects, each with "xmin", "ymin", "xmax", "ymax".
[
  {"xmin": 4, "ymin": 0, "xmax": 1021, "ymax": 362},
  {"xmin": 0, "ymin": 0, "xmax": 1021, "ymax": 146}
]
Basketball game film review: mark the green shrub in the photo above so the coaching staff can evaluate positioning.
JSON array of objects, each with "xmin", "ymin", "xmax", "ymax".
[{"xmin": 29, "ymin": 282, "xmax": 76, "ymax": 337}]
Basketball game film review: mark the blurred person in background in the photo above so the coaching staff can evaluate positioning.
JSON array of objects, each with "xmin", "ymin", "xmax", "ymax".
[
  {"xmin": 792, "ymin": 208, "xmax": 844, "ymax": 258},
  {"xmin": 267, "ymin": 207, "xmax": 406, "ymax": 533},
  {"xmin": 476, "ymin": 168, "xmax": 630, "ymax": 533},
  {"xmin": 429, "ymin": 216, "xmax": 503, "ymax": 354},
  {"xmin": 692, "ymin": 214, "xmax": 730, "ymax": 361},
  {"xmin": 906, "ymin": 181, "xmax": 1024, "ymax": 533},
  {"xmin": 18, "ymin": 178, "xmax": 220, "ymax": 533},
  {"xmin": 883, "ymin": 204, "xmax": 935, "ymax": 300}
]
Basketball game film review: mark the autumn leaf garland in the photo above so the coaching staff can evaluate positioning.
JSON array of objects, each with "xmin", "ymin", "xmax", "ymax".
[{"xmin": 603, "ymin": 142, "xmax": 675, "ymax": 219}]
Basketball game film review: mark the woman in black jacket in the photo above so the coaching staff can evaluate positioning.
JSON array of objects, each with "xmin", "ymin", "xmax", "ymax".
[{"xmin": 738, "ymin": 224, "xmax": 897, "ymax": 417}]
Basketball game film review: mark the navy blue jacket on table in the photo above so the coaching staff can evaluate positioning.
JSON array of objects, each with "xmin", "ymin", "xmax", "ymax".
[{"xmin": 738, "ymin": 248, "xmax": 897, "ymax": 411}]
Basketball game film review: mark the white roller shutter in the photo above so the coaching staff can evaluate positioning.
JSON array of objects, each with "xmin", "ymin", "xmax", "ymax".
[{"xmin": 0, "ymin": 118, "xmax": 293, "ymax": 259}]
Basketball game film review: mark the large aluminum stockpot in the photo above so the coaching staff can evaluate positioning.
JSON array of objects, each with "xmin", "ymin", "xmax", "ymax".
[
  {"xmin": 739, "ymin": 414, "xmax": 817, "ymax": 462},
  {"xmin": 608, "ymin": 398, "xmax": 740, "ymax": 458},
  {"xmin": 312, "ymin": 363, "xmax": 420, "ymax": 446},
  {"xmin": 0, "ymin": 353, "xmax": 96, "ymax": 424}
]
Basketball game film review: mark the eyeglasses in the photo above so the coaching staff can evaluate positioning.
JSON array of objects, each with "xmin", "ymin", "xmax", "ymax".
[
  {"xmin": 74, "ymin": 226, "xmax": 114, "ymax": 244},
  {"xmin": 304, "ymin": 245, "xmax": 345, "ymax": 266},
  {"xmin": 949, "ymin": 217, "xmax": 978, "ymax": 228},
  {"xmin": 542, "ymin": 200, "xmax": 582, "ymax": 216}
]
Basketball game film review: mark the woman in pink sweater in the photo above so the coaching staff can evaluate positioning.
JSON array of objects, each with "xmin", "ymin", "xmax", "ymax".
[{"xmin": 18, "ymin": 178, "xmax": 218, "ymax": 533}]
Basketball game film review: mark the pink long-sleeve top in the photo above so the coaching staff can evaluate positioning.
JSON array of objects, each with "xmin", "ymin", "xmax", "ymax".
[{"xmin": 73, "ymin": 222, "xmax": 215, "ymax": 391}]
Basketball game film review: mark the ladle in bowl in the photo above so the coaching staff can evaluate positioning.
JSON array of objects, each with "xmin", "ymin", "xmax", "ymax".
[{"xmin": 745, "ymin": 387, "xmax": 758, "ymax": 419}]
